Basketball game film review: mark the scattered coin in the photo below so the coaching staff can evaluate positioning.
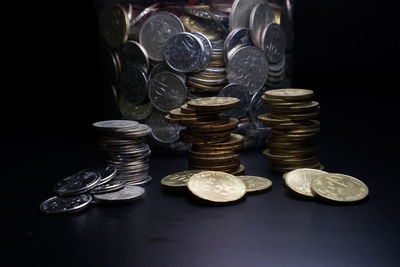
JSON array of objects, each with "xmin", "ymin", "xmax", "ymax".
[
  {"xmin": 93, "ymin": 185, "xmax": 145, "ymax": 202},
  {"xmin": 89, "ymin": 180, "xmax": 125, "ymax": 194},
  {"xmin": 40, "ymin": 194, "xmax": 92, "ymax": 214},
  {"xmin": 53, "ymin": 170, "xmax": 101, "ymax": 196},
  {"xmin": 161, "ymin": 170, "xmax": 205, "ymax": 188},
  {"xmin": 237, "ymin": 175, "xmax": 273, "ymax": 192},
  {"xmin": 284, "ymin": 168, "xmax": 328, "ymax": 197}
]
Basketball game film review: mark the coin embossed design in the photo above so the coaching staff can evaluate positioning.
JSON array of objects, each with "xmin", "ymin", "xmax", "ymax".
[
  {"xmin": 311, "ymin": 173, "xmax": 369, "ymax": 202},
  {"xmin": 227, "ymin": 46, "xmax": 269, "ymax": 95},
  {"xmin": 93, "ymin": 185, "xmax": 145, "ymax": 202},
  {"xmin": 261, "ymin": 23, "xmax": 287, "ymax": 63},
  {"xmin": 264, "ymin": 89, "xmax": 314, "ymax": 100},
  {"xmin": 40, "ymin": 194, "xmax": 92, "ymax": 214},
  {"xmin": 187, "ymin": 171, "xmax": 246, "ymax": 202},
  {"xmin": 53, "ymin": 170, "xmax": 101, "ymax": 196},
  {"xmin": 139, "ymin": 12, "xmax": 185, "ymax": 61},
  {"xmin": 237, "ymin": 175, "xmax": 272, "ymax": 192},
  {"xmin": 161, "ymin": 170, "xmax": 205, "ymax": 187},
  {"xmin": 187, "ymin": 97, "xmax": 239, "ymax": 110},
  {"xmin": 285, "ymin": 168, "xmax": 328, "ymax": 197}
]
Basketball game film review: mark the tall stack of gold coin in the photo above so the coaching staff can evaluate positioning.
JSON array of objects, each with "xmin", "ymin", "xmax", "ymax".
[
  {"xmin": 257, "ymin": 89, "xmax": 322, "ymax": 172},
  {"xmin": 165, "ymin": 97, "xmax": 245, "ymax": 175}
]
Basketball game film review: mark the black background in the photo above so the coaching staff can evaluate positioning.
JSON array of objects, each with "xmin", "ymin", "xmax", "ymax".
[{"xmin": 3, "ymin": 1, "xmax": 399, "ymax": 266}]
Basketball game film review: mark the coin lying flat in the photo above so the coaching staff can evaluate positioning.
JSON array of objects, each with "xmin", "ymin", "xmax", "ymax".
[
  {"xmin": 237, "ymin": 175, "xmax": 272, "ymax": 192},
  {"xmin": 264, "ymin": 89, "xmax": 314, "ymax": 101},
  {"xmin": 187, "ymin": 97, "xmax": 240, "ymax": 111},
  {"xmin": 284, "ymin": 168, "xmax": 328, "ymax": 197},
  {"xmin": 53, "ymin": 170, "xmax": 101, "ymax": 196},
  {"xmin": 40, "ymin": 194, "xmax": 92, "ymax": 214},
  {"xmin": 86, "ymin": 164, "xmax": 117, "ymax": 186},
  {"xmin": 161, "ymin": 170, "xmax": 206, "ymax": 188},
  {"xmin": 187, "ymin": 171, "xmax": 246, "ymax": 202},
  {"xmin": 93, "ymin": 120, "xmax": 139, "ymax": 130},
  {"xmin": 93, "ymin": 185, "xmax": 145, "ymax": 202},
  {"xmin": 89, "ymin": 180, "xmax": 125, "ymax": 194},
  {"xmin": 311, "ymin": 173, "xmax": 369, "ymax": 202}
]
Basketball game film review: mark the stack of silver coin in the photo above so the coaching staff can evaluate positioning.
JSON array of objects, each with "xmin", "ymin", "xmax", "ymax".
[
  {"xmin": 39, "ymin": 164, "xmax": 145, "ymax": 215},
  {"xmin": 93, "ymin": 120, "xmax": 152, "ymax": 185},
  {"xmin": 98, "ymin": 0, "xmax": 293, "ymax": 149}
]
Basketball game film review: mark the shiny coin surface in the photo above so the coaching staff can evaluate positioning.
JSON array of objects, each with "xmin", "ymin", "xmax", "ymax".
[
  {"xmin": 187, "ymin": 171, "xmax": 247, "ymax": 202},
  {"xmin": 119, "ymin": 67, "xmax": 148, "ymax": 105},
  {"xmin": 284, "ymin": 168, "xmax": 328, "ymax": 197},
  {"xmin": 93, "ymin": 185, "xmax": 145, "ymax": 202},
  {"xmin": 165, "ymin": 32, "xmax": 206, "ymax": 73},
  {"xmin": 89, "ymin": 180, "xmax": 125, "ymax": 194},
  {"xmin": 249, "ymin": 87, "xmax": 269, "ymax": 127},
  {"xmin": 237, "ymin": 175, "xmax": 273, "ymax": 192},
  {"xmin": 161, "ymin": 170, "xmax": 205, "ymax": 188},
  {"xmin": 100, "ymin": 4, "xmax": 129, "ymax": 48},
  {"xmin": 181, "ymin": 15, "xmax": 222, "ymax": 41},
  {"xmin": 249, "ymin": 3, "xmax": 274, "ymax": 47},
  {"xmin": 86, "ymin": 164, "xmax": 117, "ymax": 186},
  {"xmin": 192, "ymin": 32, "xmax": 213, "ymax": 63},
  {"xmin": 226, "ymin": 46, "xmax": 269, "ymax": 95},
  {"xmin": 218, "ymin": 84, "xmax": 251, "ymax": 118},
  {"xmin": 53, "ymin": 170, "xmax": 101, "ymax": 196},
  {"xmin": 229, "ymin": 0, "xmax": 266, "ymax": 30},
  {"xmin": 187, "ymin": 96, "xmax": 239, "ymax": 111},
  {"xmin": 93, "ymin": 120, "xmax": 139, "ymax": 130},
  {"xmin": 147, "ymin": 109, "xmax": 181, "ymax": 143},
  {"xmin": 224, "ymin": 27, "xmax": 252, "ymax": 61},
  {"xmin": 311, "ymin": 173, "xmax": 369, "ymax": 202},
  {"xmin": 148, "ymin": 72, "xmax": 187, "ymax": 112},
  {"xmin": 264, "ymin": 89, "xmax": 314, "ymax": 101},
  {"xmin": 119, "ymin": 41, "xmax": 150, "ymax": 73},
  {"xmin": 40, "ymin": 194, "xmax": 92, "ymax": 214},
  {"xmin": 139, "ymin": 12, "xmax": 184, "ymax": 61},
  {"xmin": 261, "ymin": 23, "xmax": 287, "ymax": 63}
]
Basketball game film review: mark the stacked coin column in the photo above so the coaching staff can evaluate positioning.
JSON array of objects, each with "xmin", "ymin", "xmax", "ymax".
[
  {"xmin": 257, "ymin": 89, "xmax": 322, "ymax": 173},
  {"xmin": 93, "ymin": 120, "xmax": 152, "ymax": 185},
  {"xmin": 165, "ymin": 97, "xmax": 245, "ymax": 175}
]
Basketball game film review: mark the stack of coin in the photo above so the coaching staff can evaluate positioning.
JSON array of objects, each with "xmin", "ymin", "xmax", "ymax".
[
  {"xmin": 165, "ymin": 97, "xmax": 245, "ymax": 175},
  {"xmin": 39, "ymin": 164, "xmax": 146, "ymax": 215},
  {"xmin": 258, "ymin": 89, "xmax": 322, "ymax": 172},
  {"xmin": 283, "ymin": 168, "xmax": 369, "ymax": 203},
  {"xmin": 93, "ymin": 120, "xmax": 152, "ymax": 185}
]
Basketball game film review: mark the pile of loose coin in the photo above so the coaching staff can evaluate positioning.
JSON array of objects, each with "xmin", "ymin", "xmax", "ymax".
[
  {"xmin": 161, "ymin": 170, "xmax": 272, "ymax": 204},
  {"xmin": 165, "ymin": 97, "xmax": 246, "ymax": 174},
  {"xmin": 93, "ymin": 120, "xmax": 152, "ymax": 185},
  {"xmin": 40, "ymin": 165, "xmax": 146, "ymax": 215},
  {"xmin": 283, "ymin": 168, "xmax": 369, "ymax": 203},
  {"xmin": 257, "ymin": 89, "xmax": 322, "ymax": 172}
]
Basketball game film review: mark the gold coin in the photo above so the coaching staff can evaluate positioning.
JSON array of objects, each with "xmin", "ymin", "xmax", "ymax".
[
  {"xmin": 190, "ymin": 161, "xmax": 239, "ymax": 172},
  {"xmin": 187, "ymin": 80, "xmax": 224, "ymax": 92},
  {"xmin": 181, "ymin": 15, "xmax": 222, "ymax": 40},
  {"xmin": 187, "ymin": 97, "xmax": 240, "ymax": 110},
  {"xmin": 187, "ymin": 171, "xmax": 246, "ymax": 202},
  {"xmin": 311, "ymin": 173, "xmax": 369, "ymax": 202},
  {"xmin": 257, "ymin": 114, "xmax": 291, "ymax": 127},
  {"xmin": 195, "ymin": 118, "xmax": 238, "ymax": 132},
  {"xmin": 284, "ymin": 168, "xmax": 328, "ymax": 197},
  {"xmin": 237, "ymin": 176, "xmax": 273, "ymax": 192},
  {"xmin": 189, "ymin": 149, "xmax": 235, "ymax": 157},
  {"xmin": 161, "ymin": 170, "xmax": 205, "ymax": 188},
  {"xmin": 264, "ymin": 89, "xmax": 314, "ymax": 101},
  {"xmin": 190, "ymin": 154, "xmax": 240, "ymax": 165}
]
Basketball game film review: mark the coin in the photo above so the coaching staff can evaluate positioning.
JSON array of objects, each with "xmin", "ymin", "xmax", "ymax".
[
  {"xmin": 249, "ymin": 3, "xmax": 274, "ymax": 48},
  {"xmin": 86, "ymin": 164, "xmax": 117, "ymax": 186},
  {"xmin": 224, "ymin": 27, "xmax": 252, "ymax": 61},
  {"xmin": 119, "ymin": 67, "xmax": 148, "ymax": 105},
  {"xmin": 187, "ymin": 171, "xmax": 246, "ymax": 202},
  {"xmin": 146, "ymin": 109, "xmax": 181, "ymax": 144},
  {"xmin": 125, "ymin": 175, "xmax": 152, "ymax": 186},
  {"xmin": 261, "ymin": 23, "xmax": 287, "ymax": 63},
  {"xmin": 284, "ymin": 168, "xmax": 328, "ymax": 197},
  {"xmin": 226, "ymin": 46, "xmax": 269, "ymax": 95},
  {"xmin": 311, "ymin": 173, "xmax": 369, "ymax": 202},
  {"xmin": 264, "ymin": 89, "xmax": 314, "ymax": 101},
  {"xmin": 40, "ymin": 194, "xmax": 92, "ymax": 214},
  {"xmin": 93, "ymin": 120, "xmax": 139, "ymax": 130},
  {"xmin": 148, "ymin": 72, "xmax": 187, "ymax": 112},
  {"xmin": 181, "ymin": 15, "xmax": 222, "ymax": 41},
  {"xmin": 149, "ymin": 63, "xmax": 186, "ymax": 83},
  {"xmin": 187, "ymin": 97, "xmax": 239, "ymax": 111},
  {"xmin": 93, "ymin": 185, "xmax": 145, "ymax": 202},
  {"xmin": 101, "ymin": 48, "xmax": 121, "ymax": 86},
  {"xmin": 89, "ymin": 180, "xmax": 125, "ymax": 194},
  {"xmin": 161, "ymin": 170, "xmax": 205, "ymax": 188},
  {"xmin": 99, "ymin": 4, "xmax": 129, "ymax": 48},
  {"xmin": 119, "ymin": 97, "xmax": 153, "ymax": 121},
  {"xmin": 139, "ymin": 12, "xmax": 184, "ymax": 61},
  {"xmin": 218, "ymin": 84, "xmax": 251, "ymax": 119},
  {"xmin": 188, "ymin": 76, "xmax": 226, "ymax": 86},
  {"xmin": 119, "ymin": 40, "xmax": 150, "ymax": 73},
  {"xmin": 184, "ymin": 5, "xmax": 229, "ymax": 23},
  {"xmin": 192, "ymin": 32, "xmax": 213, "ymax": 63},
  {"xmin": 53, "ymin": 170, "xmax": 101, "ymax": 196},
  {"xmin": 237, "ymin": 175, "xmax": 273, "ymax": 192},
  {"xmin": 229, "ymin": 0, "xmax": 267, "ymax": 30}
]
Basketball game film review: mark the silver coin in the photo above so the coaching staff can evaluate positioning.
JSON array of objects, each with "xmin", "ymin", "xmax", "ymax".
[
  {"xmin": 192, "ymin": 32, "xmax": 213, "ymax": 63},
  {"xmin": 119, "ymin": 41, "xmax": 150, "ymax": 73},
  {"xmin": 53, "ymin": 170, "xmax": 101, "ymax": 196},
  {"xmin": 249, "ymin": 3, "xmax": 274, "ymax": 48},
  {"xmin": 125, "ymin": 176, "xmax": 152, "ymax": 186},
  {"xmin": 139, "ymin": 12, "xmax": 185, "ymax": 61},
  {"xmin": 249, "ymin": 86, "xmax": 269, "ymax": 128},
  {"xmin": 146, "ymin": 109, "xmax": 181, "ymax": 143},
  {"xmin": 224, "ymin": 27, "xmax": 252, "ymax": 62},
  {"xmin": 226, "ymin": 46, "xmax": 269, "ymax": 95},
  {"xmin": 93, "ymin": 120, "xmax": 139, "ymax": 130},
  {"xmin": 165, "ymin": 32, "xmax": 206, "ymax": 73},
  {"xmin": 89, "ymin": 180, "xmax": 125, "ymax": 194},
  {"xmin": 184, "ymin": 6, "xmax": 229, "ymax": 23},
  {"xmin": 85, "ymin": 164, "xmax": 117, "ymax": 186},
  {"xmin": 119, "ymin": 67, "xmax": 148, "ymax": 105},
  {"xmin": 149, "ymin": 63, "xmax": 186, "ymax": 83},
  {"xmin": 40, "ymin": 194, "xmax": 92, "ymax": 214},
  {"xmin": 187, "ymin": 76, "xmax": 226, "ymax": 86},
  {"xmin": 261, "ymin": 23, "xmax": 286, "ymax": 63},
  {"xmin": 268, "ymin": 55, "xmax": 286, "ymax": 72},
  {"xmin": 218, "ymin": 84, "xmax": 251, "ymax": 118},
  {"xmin": 148, "ymin": 72, "xmax": 187, "ymax": 112},
  {"xmin": 93, "ymin": 185, "xmax": 145, "ymax": 202},
  {"xmin": 229, "ymin": 0, "xmax": 266, "ymax": 30}
]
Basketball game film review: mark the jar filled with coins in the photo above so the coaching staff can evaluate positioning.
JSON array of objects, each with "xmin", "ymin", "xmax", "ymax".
[{"xmin": 96, "ymin": 0, "xmax": 294, "ymax": 151}]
